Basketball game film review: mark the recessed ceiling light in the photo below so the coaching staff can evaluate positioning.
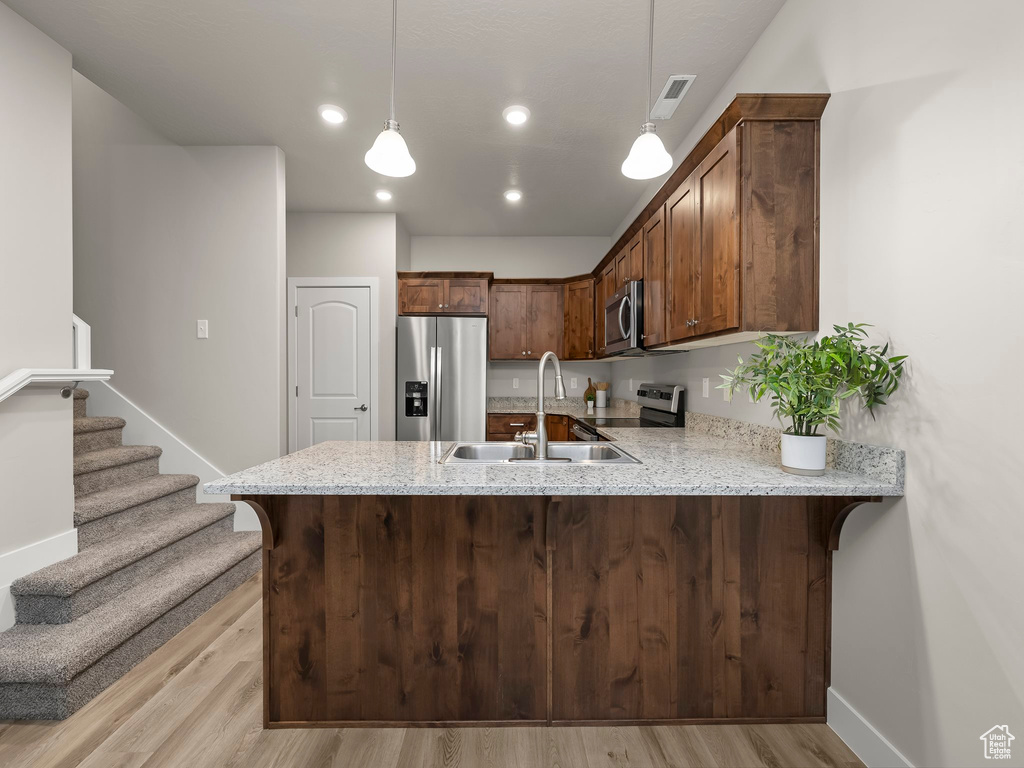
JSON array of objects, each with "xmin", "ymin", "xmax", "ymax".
[
  {"xmin": 504, "ymin": 189, "xmax": 522, "ymax": 202},
  {"xmin": 375, "ymin": 190, "xmax": 393, "ymax": 201},
  {"xmin": 318, "ymin": 104, "xmax": 347, "ymax": 124},
  {"xmin": 502, "ymin": 105, "xmax": 531, "ymax": 126}
]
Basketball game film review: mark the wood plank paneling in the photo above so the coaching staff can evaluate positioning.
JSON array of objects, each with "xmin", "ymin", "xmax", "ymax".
[
  {"xmin": 266, "ymin": 495, "xmax": 548, "ymax": 725},
  {"xmin": 551, "ymin": 495, "xmax": 839, "ymax": 723}
]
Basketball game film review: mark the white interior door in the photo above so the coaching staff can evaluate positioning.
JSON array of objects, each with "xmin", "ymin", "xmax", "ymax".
[{"xmin": 295, "ymin": 286, "xmax": 372, "ymax": 449}]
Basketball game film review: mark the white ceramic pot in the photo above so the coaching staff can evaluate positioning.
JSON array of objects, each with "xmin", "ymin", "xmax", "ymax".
[
  {"xmin": 586, "ymin": 401, "xmax": 595, "ymax": 413},
  {"xmin": 595, "ymin": 390, "xmax": 608, "ymax": 408},
  {"xmin": 781, "ymin": 433, "xmax": 827, "ymax": 476}
]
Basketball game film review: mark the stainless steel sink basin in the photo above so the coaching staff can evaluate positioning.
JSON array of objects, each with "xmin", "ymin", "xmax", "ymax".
[{"xmin": 440, "ymin": 441, "xmax": 641, "ymax": 465}]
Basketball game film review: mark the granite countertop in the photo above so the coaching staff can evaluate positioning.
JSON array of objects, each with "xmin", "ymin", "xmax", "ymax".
[{"xmin": 205, "ymin": 424, "xmax": 904, "ymax": 498}]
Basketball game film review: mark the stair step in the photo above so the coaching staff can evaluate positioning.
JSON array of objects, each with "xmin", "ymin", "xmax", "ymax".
[
  {"xmin": 73, "ymin": 388, "xmax": 89, "ymax": 418},
  {"xmin": 73, "ymin": 416, "xmax": 125, "ymax": 435},
  {"xmin": 73, "ymin": 446, "xmax": 162, "ymax": 498},
  {"xmin": 73, "ymin": 417, "xmax": 126, "ymax": 455},
  {"xmin": 0, "ymin": 532, "xmax": 261, "ymax": 719},
  {"xmin": 75, "ymin": 474, "xmax": 200, "ymax": 527},
  {"xmin": 13, "ymin": 503, "xmax": 238, "ymax": 624}
]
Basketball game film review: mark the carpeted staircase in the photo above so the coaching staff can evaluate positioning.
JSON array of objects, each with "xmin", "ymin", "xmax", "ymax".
[{"xmin": 0, "ymin": 388, "xmax": 261, "ymax": 720}]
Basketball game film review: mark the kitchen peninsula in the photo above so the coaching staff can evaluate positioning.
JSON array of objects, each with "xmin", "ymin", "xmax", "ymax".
[{"xmin": 206, "ymin": 425, "xmax": 903, "ymax": 729}]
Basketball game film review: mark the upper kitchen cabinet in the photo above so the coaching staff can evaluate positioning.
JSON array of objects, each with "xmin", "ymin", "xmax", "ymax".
[
  {"xmin": 665, "ymin": 129, "xmax": 740, "ymax": 342},
  {"xmin": 397, "ymin": 277, "xmax": 445, "ymax": 315},
  {"xmin": 596, "ymin": 260, "xmax": 616, "ymax": 357},
  {"xmin": 397, "ymin": 273, "xmax": 489, "ymax": 316},
  {"xmin": 563, "ymin": 278, "xmax": 595, "ymax": 360},
  {"xmin": 642, "ymin": 95, "xmax": 826, "ymax": 350},
  {"xmin": 627, "ymin": 229, "xmax": 644, "ymax": 284},
  {"xmin": 489, "ymin": 283, "xmax": 564, "ymax": 360},
  {"xmin": 642, "ymin": 205, "xmax": 667, "ymax": 347}
]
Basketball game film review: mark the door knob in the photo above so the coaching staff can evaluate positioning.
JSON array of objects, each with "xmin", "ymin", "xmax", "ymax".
[{"xmin": 354, "ymin": 404, "xmax": 368, "ymax": 411}]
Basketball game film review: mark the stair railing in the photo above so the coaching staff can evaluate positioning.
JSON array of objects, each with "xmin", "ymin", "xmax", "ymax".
[{"xmin": 0, "ymin": 315, "xmax": 113, "ymax": 405}]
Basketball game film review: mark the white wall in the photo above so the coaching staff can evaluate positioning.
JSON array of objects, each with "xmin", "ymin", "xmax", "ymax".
[
  {"xmin": 410, "ymin": 236, "xmax": 609, "ymax": 278},
  {"xmin": 73, "ymin": 73, "xmax": 287, "ymax": 474},
  {"xmin": 0, "ymin": 4, "xmax": 77, "ymax": 629},
  {"xmin": 489, "ymin": 360, "xmax": 614, "ymax": 400},
  {"xmin": 287, "ymin": 213, "xmax": 401, "ymax": 440},
  {"xmin": 615, "ymin": 2, "xmax": 1024, "ymax": 765}
]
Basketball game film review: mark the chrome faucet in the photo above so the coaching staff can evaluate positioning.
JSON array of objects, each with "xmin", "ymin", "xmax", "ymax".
[{"xmin": 515, "ymin": 351, "xmax": 567, "ymax": 459}]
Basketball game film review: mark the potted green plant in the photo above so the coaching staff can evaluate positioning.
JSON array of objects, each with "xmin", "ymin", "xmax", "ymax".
[
  {"xmin": 719, "ymin": 323, "xmax": 907, "ymax": 475},
  {"xmin": 584, "ymin": 390, "xmax": 596, "ymax": 414}
]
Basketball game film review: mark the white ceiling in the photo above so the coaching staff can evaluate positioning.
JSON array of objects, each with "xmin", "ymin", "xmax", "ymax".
[{"xmin": 7, "ymin": 0, "xmax": 784, "ymax": 235}]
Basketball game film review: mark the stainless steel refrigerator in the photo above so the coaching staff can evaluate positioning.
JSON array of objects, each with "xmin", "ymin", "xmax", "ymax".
[{"xmin": 396, "ymin": 316, "xmax": 487, "ymax": 441}]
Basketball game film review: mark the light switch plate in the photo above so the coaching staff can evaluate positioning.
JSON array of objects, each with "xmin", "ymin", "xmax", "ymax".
[
  {"xmin": 570, "ymin": 377, "xmax": 578, "ymax": 390},
  {"xmin": 196, "ymin": 319, "xmax": 209, "ymax": 339},
  {"xmin": 702, "ymin": 378, "xmax": 710, "ymax": 398},
  {"xmin": 512, "ymin": 377, "xmax": 519, "ymax": 390}
]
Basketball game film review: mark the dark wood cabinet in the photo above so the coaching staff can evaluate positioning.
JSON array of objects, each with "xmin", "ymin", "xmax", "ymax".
[
  {"xmin": 563, "ymin": 278, "xmax": 595, "ymax": 360},
  {"xmin": 665, "ymin": 170, "xmax": 699, "ymax": 341},
  {"xmin": 642, "ymin": 205, "xmax": 667, "ymax": 347},
  {"xmin": 398, "ymin": 275, "xmax": 488, "ymax": 316},
  {"xmin": 397, "ymin": 277, "xmax": 445, "ymax": 315},
  {"xmin": 596, "ymin": 261, "xmax": 615, "ymax": 357},
  {"xmin": 489, "ymin": 284, "xmax": 563, "ymax": 360},
  {"xmin": 550, "ymin": 495, "xmax": 832, "ymax": 722},
  {"xmin": 488, "ymin": 285, "xmax": 528, "ymax": 359},
  {"xmin": 694, "ymin": 128, "xmax": 739, "ymax": 336},
  {"xmin": 445, "ymin": 278, "xmax": 489, "ymax": 315},
  {"xmin": 545, "ymin": 414, "xmax": 569, "ymax": 442},
  {"xmin": 627, "ymin": 229, "xmax": 644, "ymax": 283},
  {"xmin": 486, "ymin": 412, "xmax": 536, "ymax": 441},
  {"xmin": 614, "ymin": 245, "xmax": 629, "ymax": 288},
  {"xmin": 527, "ymin": 285, "xmax": 563, "ymax": 359}
]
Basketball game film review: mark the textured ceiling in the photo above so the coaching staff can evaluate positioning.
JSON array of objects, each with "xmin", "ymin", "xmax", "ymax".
[{"xmin": 7, "ymin": 0, "xmax": 784, "ymax": 235}]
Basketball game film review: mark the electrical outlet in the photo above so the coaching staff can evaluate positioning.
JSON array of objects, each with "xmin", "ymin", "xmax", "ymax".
[
  {"xmin": 702, "ymin": 378, "xmax": 709, "ymax": 398},
  {"xmin": 570, "ymin": 377, "xmax": 578, "ymax": 390},
  {"xmin": 512, "ymin": 377, "xmax": 519, "ymax": 390},
  {"xmin": 196, "ymin": 319, "xmax": 208, "ymax": 339}
]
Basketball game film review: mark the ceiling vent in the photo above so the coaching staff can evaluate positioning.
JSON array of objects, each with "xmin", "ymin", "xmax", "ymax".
[{"xmin": 649, "ymin": 75, "xmax": 696, "ymax": 121}]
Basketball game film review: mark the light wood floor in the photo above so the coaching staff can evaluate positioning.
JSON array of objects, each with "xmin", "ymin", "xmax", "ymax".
[{"xmin": 0, "ymin": 574, "xmax": 862, "ymax": 768}]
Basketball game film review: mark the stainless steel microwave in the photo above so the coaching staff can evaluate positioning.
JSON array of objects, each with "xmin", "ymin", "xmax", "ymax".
[{"xmin": 604, "ymin": 279, "xmax": 644, "ymax": 355}]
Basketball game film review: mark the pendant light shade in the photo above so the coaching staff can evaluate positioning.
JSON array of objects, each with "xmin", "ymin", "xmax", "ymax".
[
  {"xmin": 365, "ymin": 0, "xmax": 416, "ymax": 177},
  {"xmin": 621, "ymin": 0, "xmax": 672, "ymax": 180},
  {"xmin": 621, "ymin": 122, "xmax": 673, "ymax": 180},
  {"xmin": 365, "ymin": 119, "xmax": 416, "ymax": 177}
]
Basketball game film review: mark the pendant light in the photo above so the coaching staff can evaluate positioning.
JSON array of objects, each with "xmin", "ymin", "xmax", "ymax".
[
  {"xmin": 365, "ymin": 0, "xmax": 416, "ymax": 177},
  {"xmin": 621, "ymin": 0, "xmax": 673, "ymax": 180}
]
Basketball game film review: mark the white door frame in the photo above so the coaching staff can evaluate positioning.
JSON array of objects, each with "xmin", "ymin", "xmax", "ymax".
[{"xmin": 288, "ymin": 277, "xmax": 380, "ymax": 451}]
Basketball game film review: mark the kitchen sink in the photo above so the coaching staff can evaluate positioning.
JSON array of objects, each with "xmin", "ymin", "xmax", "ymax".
[{"xmin": 440, "ymin": 441, "xmax": 641, "ymax": 465}]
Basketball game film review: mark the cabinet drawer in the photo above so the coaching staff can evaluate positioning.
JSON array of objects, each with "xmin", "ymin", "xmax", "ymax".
[{"xmin": 487, "ymin": 413, "xmax": 536, "ymax": 439}]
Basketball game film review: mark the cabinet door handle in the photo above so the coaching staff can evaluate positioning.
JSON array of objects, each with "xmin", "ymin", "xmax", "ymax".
[
  {"xmin": 521, "ymin": 351, "xmax": 526, "ymax": 356},
  {"xmin": 509, "ymin": 422, "xmax": 525, "ymax": 427},
  {"xmin": 438, "ymin": 304, "xmax": 443, "ymax": 308}
]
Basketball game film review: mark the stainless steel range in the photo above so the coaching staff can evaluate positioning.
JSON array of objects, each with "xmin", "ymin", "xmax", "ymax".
[{"xmin": 575, "ymin": 383, "xmax": 685, "ymax": 435}]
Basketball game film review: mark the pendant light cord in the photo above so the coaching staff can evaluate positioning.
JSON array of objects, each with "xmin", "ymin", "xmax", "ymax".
[
  {"xmin": 390, "ymin": 0, "xmax": 397, "ymax": 122},
  {"xmin": 647, "ymin": 0, "xmax": 654, "ymax": 122}
]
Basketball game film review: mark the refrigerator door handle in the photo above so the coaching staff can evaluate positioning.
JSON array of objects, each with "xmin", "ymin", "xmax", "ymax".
[
  {"xmin": 436, "ymin": 346, "xmax": 443, "ymax": 441},
  {"xmin": 429, "ymin": 345, "xmax": 437, "ymax": 440}
]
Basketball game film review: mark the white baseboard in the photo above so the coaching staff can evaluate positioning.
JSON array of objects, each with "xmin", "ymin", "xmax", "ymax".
[
  {"xmin": 81, "ymin": 382, "xmax": 259, "ymax": 532},
  {"xmin": 828, "ymin": 687, "xmax": 914, "ymax": 768},
  {"xmin": 0, "ymin": 528, "xmax": 78, "ymax": 632}
]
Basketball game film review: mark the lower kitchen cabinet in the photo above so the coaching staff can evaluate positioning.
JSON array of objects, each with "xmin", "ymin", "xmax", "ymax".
[
  {"xmin": 486, "ymin": 412, "xmax": 536, "ymax": 441},
  {"xmin": 545, "ymin": 413, "xmax": 569, "ymax": 441}
]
